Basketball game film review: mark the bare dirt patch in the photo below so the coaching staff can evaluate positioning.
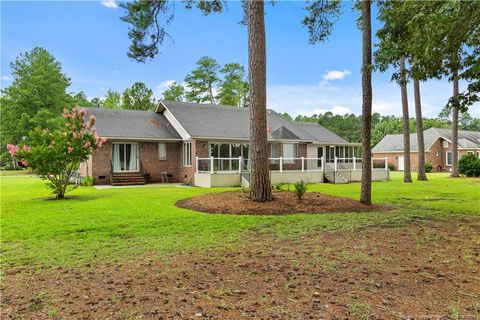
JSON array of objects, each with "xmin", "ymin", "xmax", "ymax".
[
  {"xmin": 176, "ymin": 190, "xmax": 387, "ymax": 215},
  {"xmin": 2, "ymin": 217, "xmax": 479, "ymax": 319}
]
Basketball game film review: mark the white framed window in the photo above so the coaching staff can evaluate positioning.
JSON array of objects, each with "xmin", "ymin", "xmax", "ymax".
[
  {"xmin": 283, "ymin": 143, "xmax": 296, "ymax": 164},
  {"xmin": 443, "ymin": 140, "xmax": 449, "ymax": 148},
  {"xmin": 446, "ymin": 151, "xmax": 453, "ymax": 166},
  {"xmin": 158, "ymin": 143, "xmax": 167, "ymax": 160},
  {"xmin": 183, "ymin": 142, "xmax": 192, "ymax": 167}
]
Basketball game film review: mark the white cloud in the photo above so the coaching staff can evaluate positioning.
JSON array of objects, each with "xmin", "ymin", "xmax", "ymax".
[
  {"xmin": 1, "ymin": 75, "xmax": 11, "ymax": 81},
  {"xmin": 100, "ymin": 0, "xmax": 118, "ymax": 9},
  {"xmin": 322, "ymin": 69, "xmax": 351, "ymax": 82}
]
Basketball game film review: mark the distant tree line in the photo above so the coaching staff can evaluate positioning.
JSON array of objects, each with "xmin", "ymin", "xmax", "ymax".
[{"xmin": 285, "ymin": 111, "xmax": 480, "ymax": 146}]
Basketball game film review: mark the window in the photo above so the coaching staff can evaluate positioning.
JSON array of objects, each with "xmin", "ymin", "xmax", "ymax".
[
  {"xmin": 158, "ymin": 143, "xmax": 166, "ymax": 160},
  {"xmin": 443, "ymin": 140, "xmax": 449, "ymax": 148},
  {"xmin": 208, "ymin": 143, "xmax": 250, "ymax": 171},
  {"xmin": 446, "ymin": 151, "xmax": 452, "ymax": 166},
  {"xmin": 467, "ymin": 151, "xmax": 474, "ymax": 155},
  {"xmin": 183, "ymin": 142, "xmax": 192, "ymax": 166},
  {"xmin": 283, "ymin": 143, "xmax": 296, "ymax": 164},
  {"xmin": 317, "ymin": 147, "xmax": 323, "ymax": 167},
  {"xmin": 112, "ymin": 143, "xmax": 138, "ymax": 172}
]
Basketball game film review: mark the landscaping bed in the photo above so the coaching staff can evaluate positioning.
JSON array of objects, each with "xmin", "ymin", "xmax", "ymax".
[{"xmin": 176, "ymin": 190, "xmax": 387, "ymax": 215}]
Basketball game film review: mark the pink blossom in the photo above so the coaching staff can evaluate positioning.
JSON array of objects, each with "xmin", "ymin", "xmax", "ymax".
[
  {"xmin": 22, "ymin": 145, "xmax": 31, "ymax": 151},
  {"xmin": 6, "ymin": 144, "xmax": 19, "ymax": 157},
  {"xmin": 20, "ymin": 159, "xmax": 28, "ymax": 166},
  {"xmin": 79, "ymin": 108, "xmax": 87, "ymax": 115},
  {"xmin": 67, "ymin": 147, "xmax": 74, "ymax": 153},
  {"xmin": 72, "ymin": 132, "xmax": 78, "ymax": 139},
  {"xmin": 89, "ymin": 115, "xmax": 96, "ymax": 122},
  {"xmin": 84, "ymin": 140, "xmax": 91, "ymax": 147}
]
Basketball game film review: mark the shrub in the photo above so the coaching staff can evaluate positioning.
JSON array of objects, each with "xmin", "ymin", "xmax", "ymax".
[
  {"xmin": 387, "ymin": 162, "xmax": 395, "ymax": 171},
  {"xmin": 80, "ymin": 176, "xmax": 94, "ymax": 186},
  {"xmin": 7, "ymin": 107, "xmax": 105, "ymax": 198},
  {"xmin": 272, "ymin": 183, "xmax": 282, "ymax": 191},
  {"xmin": 425, "ymin": 162, "xmax": 433, "ymax": 173},
  {"xmin": 459, "ymin": 153, "xmax": 480, "ymax": 177},
  {"xmin": 293, "ymin": 180, "xmax": 308, "ymax": 200}
]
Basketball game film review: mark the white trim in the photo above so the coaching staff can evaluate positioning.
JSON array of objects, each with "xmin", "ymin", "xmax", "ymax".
[
  {"xmin": 103, "ymin": 137, "xmax": 182, "ymax": 142},
  {"xmin": 183, "ymin": 142, "xmax": 192, "ymax": 167},
  {"xmin": 163, "ymin": 108, "xmax": 191, "ymax": 140}
]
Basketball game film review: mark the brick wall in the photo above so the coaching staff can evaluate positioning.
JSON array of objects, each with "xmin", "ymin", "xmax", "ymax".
[{"xmin": 89, "ymin": 141, "xmax": 184, "ymax": 185}]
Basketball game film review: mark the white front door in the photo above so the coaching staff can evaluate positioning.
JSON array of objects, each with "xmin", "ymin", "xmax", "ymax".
[{"xmin": 398, "ymin": 156, "xmax": 404, "ymax": 171}]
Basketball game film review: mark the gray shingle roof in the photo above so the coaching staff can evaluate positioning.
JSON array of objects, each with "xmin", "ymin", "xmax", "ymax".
[
  {"xmin": 86, "ymin": 107, "xmax": 181, "ymax": 140},
  {"xmin": 293, "ymin": 121, "xmax": 350, "ymax": 144},
  {"xmin": 372, "ymin": 127, "xmax": 480, "ymax": 152},
  {"xmin": 160, "ymin": 100, "xmax": 320, "ymax": 141}
]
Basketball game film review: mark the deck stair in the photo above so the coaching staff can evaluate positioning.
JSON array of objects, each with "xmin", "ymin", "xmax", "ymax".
[{"xmin": 111, "ymin": 172, "xmax": 146, "ymax": 186}]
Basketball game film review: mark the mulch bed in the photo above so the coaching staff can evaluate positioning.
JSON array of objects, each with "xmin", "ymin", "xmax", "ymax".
[
  {"xmin": 2, "ymin": 217, "xmax": 479, "ymax": 319},
  {"xmin": 176, "ymin": 190, "xmax": 387, "ymax": 215}
]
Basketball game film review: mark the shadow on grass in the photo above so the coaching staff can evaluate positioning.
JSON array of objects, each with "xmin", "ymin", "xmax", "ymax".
[{"xmin": 34, "ymin": 194, "xmax": 109, "ymax": 202}]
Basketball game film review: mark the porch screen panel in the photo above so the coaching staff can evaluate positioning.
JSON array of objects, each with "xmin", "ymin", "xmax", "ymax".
[
  {"xmin": 220, "ymin": 144, "xmax": 230, "ymax": 170},
  {"xmin": 317, "ymin": 147, "xmax": 323, "ymax": 167},
  {"xmin": 231, "ymin": 144, "xmax": 241, "ymax": 171}
]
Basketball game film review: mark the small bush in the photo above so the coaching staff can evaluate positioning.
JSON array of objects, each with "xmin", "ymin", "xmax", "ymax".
[
  {"xmin": 459, "ymin": 153, "xmax": 480, "ymax": 177},
  {"xmin": 425, "ymin": 162, "xmax": 433, "ymax": 173},
  {"xmin": 272, "ymin": 183, "xmax": 282, "ymax": 191},
  {"xmin": 387, "ymin": 162, "xmax": 395, "ymax": 171},
  {"xmin": 80, "ymin": 176, "xmax": 94, "ymax": 186},
  {"xmin": 293, "ymin": 180, "xmax": 308, "ymax": 200}
]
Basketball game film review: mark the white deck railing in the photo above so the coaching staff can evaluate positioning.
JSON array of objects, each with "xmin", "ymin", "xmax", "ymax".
[{"xmin": 195, "ymin": 156, "xmax": 388, "ymax": 173}]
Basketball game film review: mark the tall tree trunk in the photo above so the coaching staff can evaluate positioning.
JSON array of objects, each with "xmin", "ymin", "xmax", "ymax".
[
  {"xmin": 247, "ymin": 0, "xmax": 272, "ymax": 202},
  {"xmin": 399, "ymin": 57, "xmax": 412, "ymax": 183},
  {"xmin": 360, "ymin": 0, "xmax": 372, "ymax": 206},
  {"xmin": 451, "ymin": 74, "xmax": 459, "ymax": 177},
  {"xmin": 413, "ymin": 78, "xmax": 427, "ymax": 181}
]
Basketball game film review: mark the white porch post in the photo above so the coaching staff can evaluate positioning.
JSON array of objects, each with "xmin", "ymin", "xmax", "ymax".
[
  {"xmin": 238, "ymin": 156, "xmax": 242, "ymax": 173},
  {"xmin": 322, "ymin": 156, "xmax": 325, "ymax": 172},
  {"xmin": 301, "ymin": 157, "xmax": 305, "ymax": 172},
  {"xmin": 371, "ymin": 157, "xmax": 374, "ymax": 170},
  {"xmin": 353, "ymin": 156, "xmax": 356, "ymax": 170},
  {"xmin": 334, "ymin": 156, "xmax": 338, "ymax": 171},
  {"xmin": 279, "ymin": 157, "xmax": 283, "ymax": 173},
  {"xmin": 385, "ymin": 157, "xmax": 388, "ymax": 170},
  {"xmin": 196, "ymin": 157, "xmax": 199, "ymax": 173},
  {"xmin": 210, "ymin": 156, "xmax": 214, "ymax": 174}
]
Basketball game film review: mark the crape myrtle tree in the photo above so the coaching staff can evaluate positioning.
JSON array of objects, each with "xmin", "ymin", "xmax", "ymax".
[
  {"xmin": 303, "ymin": 0, "xmax": 374, "ymax": 205},
  {"xmin": 120, "ymin": 0, "xmax": 273, "ymax": 201},
  {"xmin": 7, "ymin": 107, "xmax": 105, "ymax": 199}
]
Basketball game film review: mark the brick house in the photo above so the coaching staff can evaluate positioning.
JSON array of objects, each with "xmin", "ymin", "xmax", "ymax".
[
  {"xmin": 80, "ymin": 101, "xmax": 389, "ymax": 186},
  {"xmin": 372, "ymin": 128, "xmax": 480, "ymax": 172}
]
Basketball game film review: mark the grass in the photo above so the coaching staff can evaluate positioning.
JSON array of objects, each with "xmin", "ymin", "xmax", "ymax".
[{"xmin": 1, "ymin": 172, "xmax": 479, "ymax": 270}]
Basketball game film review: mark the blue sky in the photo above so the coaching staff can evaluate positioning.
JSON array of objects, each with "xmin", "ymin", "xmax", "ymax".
[{"xmin": 1, "ymin": 0, "xmax": 478, "ymax": 118}]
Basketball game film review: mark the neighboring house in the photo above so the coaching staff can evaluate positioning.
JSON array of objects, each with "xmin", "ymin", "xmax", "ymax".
[
  {"xmin": 80, "ymin": 101, "xmax": 390, "ymax": 186},
  {"xmin": 372, "ymin": 127, "xmax": 480, "ymax": 172}
]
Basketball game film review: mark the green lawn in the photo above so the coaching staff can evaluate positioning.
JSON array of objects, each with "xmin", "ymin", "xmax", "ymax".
[{"xmin": 1, "ymin": 172, "xmax": 479, "ymax": 270}]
